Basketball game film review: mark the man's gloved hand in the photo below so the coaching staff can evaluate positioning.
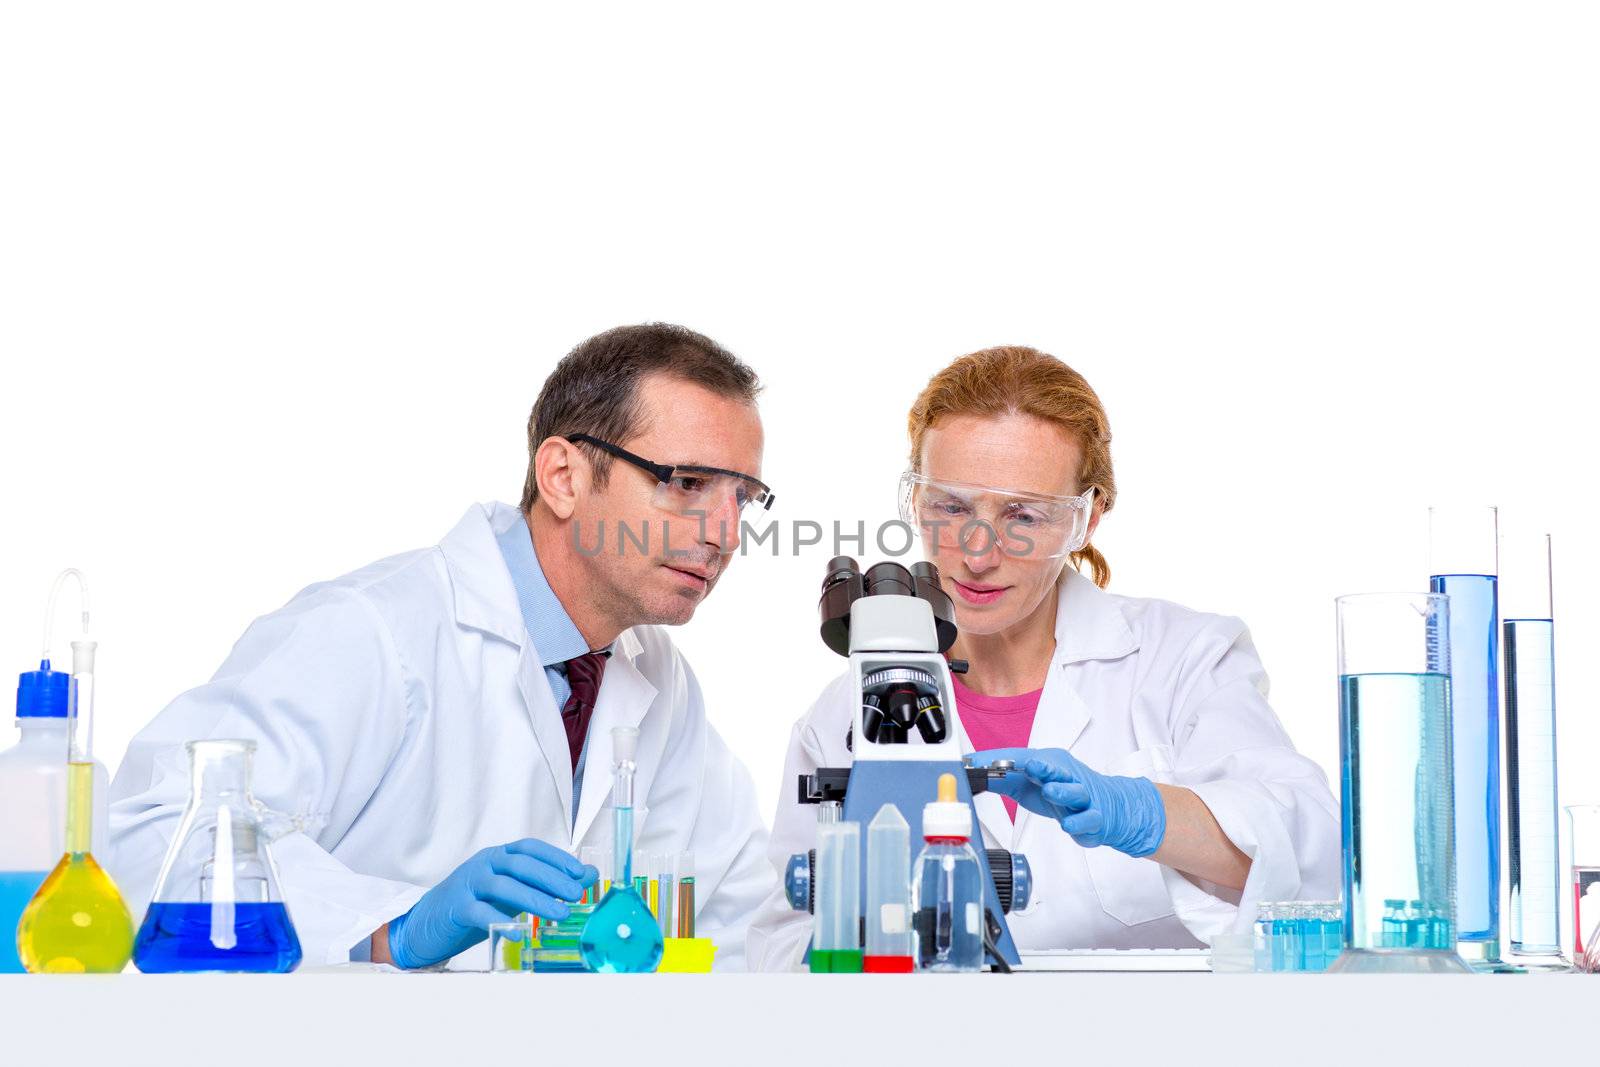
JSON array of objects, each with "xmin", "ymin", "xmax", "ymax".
[
  {"xmin": 386, "ymin": 838, "xmax": 597, "ymax": 969},
  {"xmin": 969, "ymin": 747, "xmax": 1167, "ymax": 858}
]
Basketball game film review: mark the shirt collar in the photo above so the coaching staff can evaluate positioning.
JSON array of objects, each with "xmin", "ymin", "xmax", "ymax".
[
  {"xmin": 1052, "ymin": 567, "xmax": 1140, "ymax": 665},
  {"xmin": 494, "ymin": 511, "xmax": 595, "ymax": 668}
]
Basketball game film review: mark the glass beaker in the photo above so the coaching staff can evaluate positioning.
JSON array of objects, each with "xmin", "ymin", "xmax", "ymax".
[
  {"xmin": 1568, "ymin": 805, "xmax": 1600, "ymax": 966},
  {"xmin": 1329, "ymin": 593, "xmax": 1470, "ymax": 973},
  {"xmin": 131, "ymin": 740, "xmax": 302, "ymax": 973},
  {"xmin": 1428, "ymin": 505, "xmax": 1503, "ymax": 963},
  {"xmin": 489, "ymin": 920, "xmax": 537, "ymax": 973}
]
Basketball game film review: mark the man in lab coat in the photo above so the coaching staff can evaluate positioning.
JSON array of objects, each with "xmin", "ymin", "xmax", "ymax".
[{"xmin": 110, "ymin": 323, "xmax": 777, "ymax": 969}]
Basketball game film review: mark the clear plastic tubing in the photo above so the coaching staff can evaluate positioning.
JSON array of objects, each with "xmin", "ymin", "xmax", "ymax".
[
  {"xmin": 864, "ymin": 804, "xmax": 913, "ymax": 972},
  {"xmin": 1503, "ymin": 531, "xmax": 1562, "ymax": 957}
]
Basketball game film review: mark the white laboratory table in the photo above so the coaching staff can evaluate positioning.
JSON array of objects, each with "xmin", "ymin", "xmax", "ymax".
[{"xmin": 0, "ymin": 971, "xmax": 1584, "ymax": 1065}]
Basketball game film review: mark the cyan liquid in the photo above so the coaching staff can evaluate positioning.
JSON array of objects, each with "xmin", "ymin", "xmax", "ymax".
[
  {"xmin": 1505, "ymin": 618, "xmax": 1562, "ymax": 953},
  {"xmin": 132, "ymin": 902, "xmax": 302, "ymax": 973},
  {"xmin": 0, "ymin": 871, "xmax": 48, "ymax": 973},
  {"xmin": 579, "ymin": 886, "xmax": 663, "ymax": 973},
  {"xmin": 1339, "ymin": 672, "xmax": 1457, "ymax": 951},
  {"xmin": 579, "ymin": 803, "xmax": 662, "ymax": 973},
  {"xmin": 1430, "ymin": 574, "xmax": 1501, "ymax": 943}
]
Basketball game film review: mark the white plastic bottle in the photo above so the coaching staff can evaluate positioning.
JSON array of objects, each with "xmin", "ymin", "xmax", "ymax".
[{"xmin": 0, "ymin": 659, "xmax": 109, "ymax": 971}]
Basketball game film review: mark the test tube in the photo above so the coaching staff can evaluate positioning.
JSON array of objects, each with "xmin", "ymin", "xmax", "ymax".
[
  {"xmin": 864, "ymin": 804, "xmax": 913, "ymax": 972},
  {"xmin": 657, "ymin": 852, "xmax": 677, "ymax": 935},
  {"xmin": 814, "ymin": 822, "xmax": 861, "ymax": 972},
  {"xmin": 675, "ymin": 850, "xmax": 696, "ymax": 939},
  {"xmin": 581, "ymin": 846, "xmax": 605, "ymax": 905},
  {"xmin": 634, "ymin": 851, "xmax": 657, "ymax": 917}
]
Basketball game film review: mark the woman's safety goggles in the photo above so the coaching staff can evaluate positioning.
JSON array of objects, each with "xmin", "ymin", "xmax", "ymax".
[
  {"xmin": 898, "ymin": 471, "xmax": 1095, "ymax": 559},
  {"xmin": 570, "ymin": 434, "xmax": 775, "ymax": 519}
]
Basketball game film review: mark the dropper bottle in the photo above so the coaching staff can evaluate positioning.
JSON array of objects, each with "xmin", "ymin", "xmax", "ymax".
[
  {"xmin": 910, "ymin": 772, "xmax": 985, "ymax": 973},
  {"xmin": 16, "ymin": 570, "xmax": 135, "ymax": 973}
]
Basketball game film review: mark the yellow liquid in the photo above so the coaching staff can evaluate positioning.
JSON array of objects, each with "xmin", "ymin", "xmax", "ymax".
[{"xmin": 16, "ymin": 764, "xmax": 134, "ymax": 973}]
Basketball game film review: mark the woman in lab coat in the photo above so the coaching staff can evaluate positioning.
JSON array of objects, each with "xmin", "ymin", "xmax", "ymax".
[{"xmin": 747, "ymin": 346, "xmax": 1339, "ymax": 969}]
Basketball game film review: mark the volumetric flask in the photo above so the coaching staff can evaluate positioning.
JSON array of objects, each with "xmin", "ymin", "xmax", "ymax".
[
  {"xmin": 1329, "ymin": 593, "xmax": 1469, "ymax": 973},
  {"xmin": 132, "ymin": 740, "xmax": 302, "ymax": 973}
]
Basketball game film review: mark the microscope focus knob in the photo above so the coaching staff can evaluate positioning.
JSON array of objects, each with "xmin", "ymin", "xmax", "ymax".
[{"xmin": 784, "ymin": 850, "xmax": 816, "ymax": 913}]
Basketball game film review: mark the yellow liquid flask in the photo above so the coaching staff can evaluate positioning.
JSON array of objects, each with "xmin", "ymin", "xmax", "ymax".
[{"xmin": 16, "ymin": 571, "xmax": 134, "ymax": 973}]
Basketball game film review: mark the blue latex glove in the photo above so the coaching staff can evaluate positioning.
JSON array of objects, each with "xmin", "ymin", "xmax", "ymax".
[
  {"xmin": 386, "ymin": 838, "xmax": 597, "ymax": 969},
  {"xmin": 969, "ymin": 747, "xmax": 1167, "ymax": 858}
]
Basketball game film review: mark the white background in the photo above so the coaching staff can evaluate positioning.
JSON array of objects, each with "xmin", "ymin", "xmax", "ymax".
[{"xmin": 2, "ymin": 2, "xmax": 1596, "ymax": 944}]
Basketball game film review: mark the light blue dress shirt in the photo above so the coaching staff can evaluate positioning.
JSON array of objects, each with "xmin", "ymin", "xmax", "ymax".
[{"xmin": 495, "ymin": 513, "xmax": 604, "ymax": 817}]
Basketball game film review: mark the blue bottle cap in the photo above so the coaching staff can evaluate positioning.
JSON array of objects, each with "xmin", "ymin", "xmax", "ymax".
[{"xmin": 17, "ymin": 659, "xmax": 70, "ymax": 718}]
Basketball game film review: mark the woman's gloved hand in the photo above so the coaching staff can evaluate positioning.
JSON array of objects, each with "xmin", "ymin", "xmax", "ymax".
[
  {"xmin": 386, "ymin": 838, "xmax": 597, "ymax": 969},
  {"xmin": 968, "ymin": 747, "xmax": 1167, "ymax": 858}
]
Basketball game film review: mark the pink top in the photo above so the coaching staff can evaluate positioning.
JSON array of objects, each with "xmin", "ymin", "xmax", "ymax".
[{"xmin": 951, "ymin": 674, "xmax": 1043, "ymax": 821}]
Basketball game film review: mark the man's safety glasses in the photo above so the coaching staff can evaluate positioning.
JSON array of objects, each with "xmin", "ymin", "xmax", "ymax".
[
  {"xmin": 898, "ymin": 471, "xmax": 1095, "ymax": 559},
  {"xmin": 570, "ymin": 434, "xmax": 775, "ymax": 518}
]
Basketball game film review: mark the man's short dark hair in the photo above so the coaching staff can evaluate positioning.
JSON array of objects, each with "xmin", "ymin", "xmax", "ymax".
[{"xmin": 521, "ymin": 323, "xmax": 762, "ymax": 510}]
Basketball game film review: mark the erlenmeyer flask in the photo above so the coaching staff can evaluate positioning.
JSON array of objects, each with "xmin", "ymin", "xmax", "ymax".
[{"xmin": 131, "ymin": 740, "xmax": 302, "ymax": 973}]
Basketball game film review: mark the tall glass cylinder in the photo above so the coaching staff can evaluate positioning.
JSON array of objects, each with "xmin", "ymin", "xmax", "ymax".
[
  {"xmin": 1428, "ymin": 505, "xmax": 1502, "ymax": 962},
  {"xmin": 1329, "ymin": 592, "xmax": 1468, "ymax": 973},
  {"xmin": 1502, "ymin": 532, "xmax": 1562, "ymax": 960}
]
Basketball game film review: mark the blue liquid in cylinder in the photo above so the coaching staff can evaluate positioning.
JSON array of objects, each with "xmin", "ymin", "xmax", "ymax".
[
  {"xmin": 0, "ymin": 871, "xmax": 48, "ymax": 973},
  {"xmin": 1505, "ymin": 618, "xmax": 1562, "ymax": 954},
  {"xmin": 1429, "ymin": 574, "xmax": 1500, "ymax": 944},
  {"xmin": 132, "ymin": 903, "xmax": 302, "ymax": 973},
  {"xmin": 1339, "ymin": 673, "xmax": 1456, "ymax": 951}
]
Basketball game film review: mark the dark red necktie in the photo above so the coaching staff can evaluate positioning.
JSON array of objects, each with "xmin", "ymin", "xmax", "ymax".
[{"xmin": 561, "ymin": 651, "xmax": 609, "ymax": 771}]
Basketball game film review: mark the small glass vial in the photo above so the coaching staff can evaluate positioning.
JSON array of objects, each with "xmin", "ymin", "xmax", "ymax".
[
  {"xmin": 1253, "ymin": 902, "xmax": 1277, "ymax": 972},
  {"xmin": 911, "ymin": 773, "xmax": 985, "ymax": 973}
]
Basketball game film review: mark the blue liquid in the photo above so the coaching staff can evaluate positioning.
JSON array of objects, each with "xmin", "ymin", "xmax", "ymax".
[
  {"xmin": 1505, "ymin": 618, "xmax": 1562, "ymax": 953},
  {"xmin": 579, "ymin": 804, "xmax": 662, "ymax": 973},
  {"xmin": 1339, "ymin": 673, "xmax": 1456, "ymax": 951},
  {"xmin": 132, "ymin": 902, "xmax": 302, "ymax": 973},
  {"xmin": 1430, "ymin": 574, "xmax": 1500, "ymax": 944},
  {"xmin": 0, "ymin": 871, "xmax": 48, "ymax": 973},
  {"xmin": 579, "ymin": 885, "xmax": 663, "ymax": 973}
]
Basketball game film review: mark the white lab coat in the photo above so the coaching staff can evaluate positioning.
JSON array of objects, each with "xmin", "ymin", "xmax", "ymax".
[
  {"xmin": 746, "ymin": 569, "xmax": 1340, "ymax": 970},
  {"xmin": 110, "ymin": 502, "xmax": 774, "ymax": 970}
]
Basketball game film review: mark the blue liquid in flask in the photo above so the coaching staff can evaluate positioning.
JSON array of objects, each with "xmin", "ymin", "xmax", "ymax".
[
  {"xmin": 133, "ymin": 902, "xmax": 302, "ymax": 973},
  {"xmin": 580, "ymin": 805, "xmax": 663, "ymax": 974}
]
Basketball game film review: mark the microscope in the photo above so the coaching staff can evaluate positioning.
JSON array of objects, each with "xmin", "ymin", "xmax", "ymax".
[{"xmin": 784, "ymin": 556, "xmax": 1031, "ymax": 969}]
